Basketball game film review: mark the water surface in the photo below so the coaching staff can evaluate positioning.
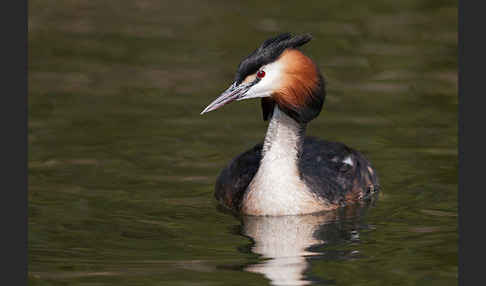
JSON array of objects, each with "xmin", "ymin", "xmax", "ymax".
[{"xmin": 29, "ymin": 0, "xmax": 457, "ymax": 285}]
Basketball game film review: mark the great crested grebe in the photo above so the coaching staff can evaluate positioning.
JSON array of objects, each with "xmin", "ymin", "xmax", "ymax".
[{"xmin": 201, "ymin": 33, "xmax": 379, "ymax": 216}]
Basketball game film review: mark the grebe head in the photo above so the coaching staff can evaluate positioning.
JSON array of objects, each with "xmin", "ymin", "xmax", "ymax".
[{"xmin": 201, "ymin": 33, "xmax": 326, "ymax": 124}]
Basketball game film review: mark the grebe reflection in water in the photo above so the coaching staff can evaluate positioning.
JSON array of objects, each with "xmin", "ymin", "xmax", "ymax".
[{"xmin": 240, "ymin": 202, "xmax": 374, "ymax": 285}]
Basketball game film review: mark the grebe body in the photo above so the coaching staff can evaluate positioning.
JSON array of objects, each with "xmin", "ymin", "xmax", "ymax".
[{"xmin": 201, "ymin": 33, "xmax": 379, "ymax": 216}]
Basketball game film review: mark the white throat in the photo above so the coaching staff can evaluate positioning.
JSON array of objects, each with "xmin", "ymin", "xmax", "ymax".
[
  {"xmin": 242, "ymin": 106, "xmax": 326, "ymax": 216},
  {"xmin": 261, "ymin": 105, "xmax": 303, "ymax": 162}
]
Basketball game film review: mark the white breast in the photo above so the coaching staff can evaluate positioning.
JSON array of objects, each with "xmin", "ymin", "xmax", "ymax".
[{"xmin": 241, "ymin": 106, "xmax": 332, "ymax": 216}]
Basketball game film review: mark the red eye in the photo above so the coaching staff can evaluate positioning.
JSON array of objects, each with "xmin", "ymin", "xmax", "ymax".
[{"xmin": 257, "ymin": 70, "xmax": 265, "ymax": 78}]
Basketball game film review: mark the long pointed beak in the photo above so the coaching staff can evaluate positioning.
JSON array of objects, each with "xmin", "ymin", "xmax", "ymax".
[{"xmin": 200, "ymin": 82, "xmax": 251, "ymax": 115}]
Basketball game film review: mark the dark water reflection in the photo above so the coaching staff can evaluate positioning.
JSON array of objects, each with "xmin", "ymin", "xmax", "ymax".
[
  {"xmin": 29, "ymin": 0, "xmax": 457, "ymax": 285},
  {"xmin": 241, "ymin": 201, "xmax": 374, "ymax": 286}
]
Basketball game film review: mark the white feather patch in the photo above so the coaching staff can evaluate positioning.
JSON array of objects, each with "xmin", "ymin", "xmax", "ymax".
[{"xmin": 343, "ymin": 156, "xmax": 354, "ymax": 166}]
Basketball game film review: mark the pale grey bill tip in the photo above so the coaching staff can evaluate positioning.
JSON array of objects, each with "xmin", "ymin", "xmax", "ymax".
[
  {"xmin": 200, "ymin": 106, "xmax": 211, "ymax": 115},
  {"xmin": 200, "ymin": 86, "xmax": 241, "ymax": 115}
]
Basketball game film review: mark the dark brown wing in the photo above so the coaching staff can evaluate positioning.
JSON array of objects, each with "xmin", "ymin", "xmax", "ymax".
[
  {"xmin": 214, "ymin": 143, "xmax": 263, "ymax": 211},
  {"xmin": 298, "ymin": 137, "xmax": 379, "ymax": 206}
]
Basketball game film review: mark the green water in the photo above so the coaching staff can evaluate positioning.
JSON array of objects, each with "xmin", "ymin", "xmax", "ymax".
[{"xmin": 28, "ymin": 0, "xmax": 457, "ymax": 285}]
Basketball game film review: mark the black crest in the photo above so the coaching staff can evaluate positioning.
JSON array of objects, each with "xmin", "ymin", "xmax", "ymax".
[{"xmin": 234, "ymin": 33, "xmax": 313, "ymax": 84}]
